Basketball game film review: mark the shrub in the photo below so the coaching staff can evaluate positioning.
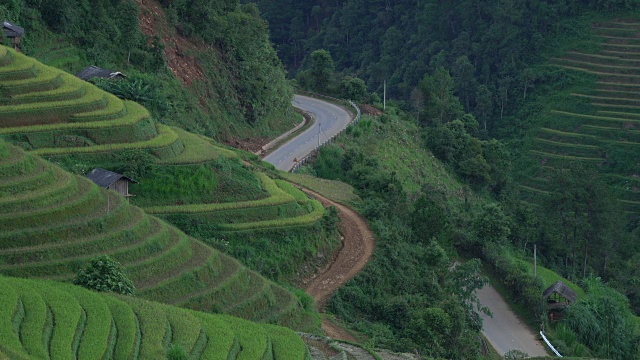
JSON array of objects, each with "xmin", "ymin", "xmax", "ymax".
[
  {"xmin": 73, "ymin": 255, "xmax": 135, "ymax": 295},
  {"xmin": 166, "ymin": 344, "xmax": 188, "ymax": 360}
]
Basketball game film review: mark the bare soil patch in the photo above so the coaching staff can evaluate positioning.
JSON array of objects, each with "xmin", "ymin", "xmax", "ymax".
[
  {"xmin": 136, "ymin": 0, "xmax": 205, "ymax": 86},
  {"xmin": 223, "ymin": 137, "xmax": 270, "ymax": 153},
  {"xmin": 359, "ymin": 104, "xmax": 382, "ymax": 116}
]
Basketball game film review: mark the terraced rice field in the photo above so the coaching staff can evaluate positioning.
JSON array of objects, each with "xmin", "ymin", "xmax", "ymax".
[
  {"xmin": 146, "ymin": 173, "xmax": 326, "ymax": 232},
  {"xmin": 0, "ymin": 46, "xmax": 232, "ymax": 164},
  {"xmin": 524, "ymin": 20, "xmax": 640, "ymax": 212},
  {"xmin": 0, "ymin": 140, "xmax": 313, "ymax": 330},
  {"xmin": 0, "ymin": 274, "xmax": 310, "ymax": 359}
]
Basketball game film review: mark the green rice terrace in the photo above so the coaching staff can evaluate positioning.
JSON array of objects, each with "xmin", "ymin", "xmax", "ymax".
[
  {"xmin": 0, "ymin": 139, "xmax": 317, "ymax": 332},
  {"xmin": 0, "ymin": 274, "xmax": 309, "ymax": 360},
  {"xmin": 0, "ymin": 47, "xmax": 324, "ymax": 280},
  {"xmin": 0, "ymin": 45, "xmax": 186, "ymax": 160},
  {"xmin": 520, "ymin": 20, "xmax": 640, "ymax": 213}
]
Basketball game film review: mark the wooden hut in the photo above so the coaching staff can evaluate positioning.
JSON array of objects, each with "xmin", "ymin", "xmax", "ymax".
[
  {"xmin": 543, "ymin": 280, "xmax": 578, "ymax": 310},
  {"xmin": 86, "ymin": 168, "xmax": 137, "ymax": 199},
  {"xmin": 76, "ymin": 65, "xmax": 126, "ymax": 81},
  {"xmin": 2, "ymin": 20, "xmax": 24, "ymax": 50}
]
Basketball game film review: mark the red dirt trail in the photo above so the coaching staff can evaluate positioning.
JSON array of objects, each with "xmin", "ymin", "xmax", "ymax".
[{"xmin": 300, "ymin": 189, "xmax": 375, "ymax": 342}]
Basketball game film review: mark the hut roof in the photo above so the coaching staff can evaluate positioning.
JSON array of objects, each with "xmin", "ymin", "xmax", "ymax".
[
  {"xmin": 543, "ymin": 280, "xmax": 578, "ymax": 303},
  {"xmin": 76, "ymin": 65, "xmax": 126, "ymax": 81},
  {"xmin": 86, "ymin": 168, "xmax": 137, "ymax": 188},
  {"xmin": 2, "ymin": 20, "xmax": 24, "ymax": 38}
]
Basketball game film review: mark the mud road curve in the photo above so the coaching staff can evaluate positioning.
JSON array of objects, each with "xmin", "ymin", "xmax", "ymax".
[{"xmin": 300, "ymin": 189, "xmax": 375, "ymax": 341}]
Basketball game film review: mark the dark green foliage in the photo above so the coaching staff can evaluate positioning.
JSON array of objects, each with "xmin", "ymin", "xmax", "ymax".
[
  {"xmin": 411, "ymin": 192, "xmax": 449, "ymax": 243},
  {"xmin": 164, "ymin": 216, "xmax": 338, "ymax": 282},
  {"xmin": 297, "ymin": 49, "xmax": 335, "ymax": 94},
  {"xmin": 539, "ymin": 164, "xmax": 622, "ymax": 278},
  {"xmin": 473, "ymin": 203, "xmax": 512, "ymax": 245},
  {"xmin": 564, "ymin": 277, "xmax": 640, "ymax": 359},
  {"xmin": 418, "ymin": 67, "xmax": 464, "ymax": 125},
  {"xmin": 73, "ymin": 255, "xmax": 134, "ymax": 295},
  {"xmin": 322, "ymin": 205, "xmax": 339, "ymax": 234},
  {"xmin": 94, "ymin": 74, "xmax": 169, "ymax": 121},
  {"xmin": 340, "ymin": 76, "xmax": 367, "ymax": 102},
  {"xmin": 30, "ymin": 0, "xmax": 161, "ymax": 71},
  {"xmin": 426, "ymin": 116, "xmax": 510, "ymax": 191}
]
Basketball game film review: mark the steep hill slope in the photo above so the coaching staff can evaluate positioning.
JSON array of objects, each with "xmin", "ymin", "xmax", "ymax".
[
  {"xmin": 0, "ymin": 274, "xmax": 309, "ymax": 359},
  {"xmin": 3, "ymin": 0, "xmax": 297, "ymax": 142},
  {"xmin": 0, "ymin": 139, "xmax": 315, "ymax": 331},
  {"xmin": 0, "ymin": 46, "xmax": 183, "ymax": 159},
  {"xmin": 0, "ymin": 45, "xmax": 335, "ymax": 300}
]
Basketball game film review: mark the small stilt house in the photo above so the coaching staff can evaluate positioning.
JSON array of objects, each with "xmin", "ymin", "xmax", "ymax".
[
  {"xmin": 2, "ymin": 20, "xmax": 24, "ymax": 50},
  {"xmin": 86, "ymin": 168, "xmax": 137, "ymax": 199},
  {"xmin": 543, "ymin": 280, "xmax": 578, "ymax": 310},
  {"xmin": 76, "ymin": 65, "xmax": 126, "ymax": 81}
]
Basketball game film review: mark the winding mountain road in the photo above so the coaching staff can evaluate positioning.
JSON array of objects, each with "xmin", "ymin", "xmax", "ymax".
[
  {"xmin": 263, "ymin": 95, "xmax": 352, "ymax": 171},
  {"xmin": 265, "ymin": 95, "xmax": 548, "ymax": 355}
]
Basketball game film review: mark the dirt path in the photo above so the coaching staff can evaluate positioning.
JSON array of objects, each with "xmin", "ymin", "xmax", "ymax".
[{"xmin": 300, "ymin": 189, "xmax": 375, "ymax": 341}]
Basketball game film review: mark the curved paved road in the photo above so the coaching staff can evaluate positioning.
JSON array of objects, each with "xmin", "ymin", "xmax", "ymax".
[
  {"xmin": 478, "ymin": 284, "xmax": 548, "ymax": 357},
  {"xmin": 266, "ymin": 96, "xmax": 547, "ymax": 356},
  {"xmin": 263, "ymin": 95, "xmax": 352, "ymax": 171}
]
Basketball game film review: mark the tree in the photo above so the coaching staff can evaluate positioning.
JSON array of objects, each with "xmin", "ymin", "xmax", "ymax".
[
  {"xmin": 340, "ymin": 76, "xmax": 367, "ymax": 102},
  {"xmin": 473, "ymin": 203, "xmax": 511, "ymax": 245},
  {"xmin": 299, "ymin": 49, "xmax": 336, "ymax": 93},
  {"xmin": 74, "ymin": 255, "xmax": 135, "ymax": 295},
  {"xmin": 453, "ymin": 55, "xmax": 477, "ymax": 112},
  {"xmin": 427, "ymin": 119, "xmax": 468, "ymax": 163},
  {"xmin": 419, "ymin": 67, "xmax": 464, "ymax": 125},
  {"xmin": 458, "ymin": 153, "xmax": 491, "ymax": 187},
  {"xmin": 450, "ymin": 259, "xmax": 489, "ymax": 331},
  {"xmin": 483, "ymin": 139, "xmax": 511, "ymax": 194},
  {"xmin": 543, "ymin": 164, "xmax": 614, "ymax": 277},
  {"xmin": 474, "ymin": 85, "xmax": 493, "ymax": 132},
  {"xmin": 411, "ymin": 193, "xmax": 449, "ymax": 242}
]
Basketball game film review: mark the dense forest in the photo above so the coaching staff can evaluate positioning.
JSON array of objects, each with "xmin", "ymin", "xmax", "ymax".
[{"xmin": 254, "ymin": 0, "xmax": 640, "ymax": 131}]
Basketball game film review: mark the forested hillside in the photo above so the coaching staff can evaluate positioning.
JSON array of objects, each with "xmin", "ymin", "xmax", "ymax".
[
  {"xmin": 1, "ymin": 0, "xmax": 296, "ymax": 142},
  {"xmin": 254, "ymin": 0, "xmax": 640, "ymax": 358},
  {"xmin": 255, "ymin": 0, "xmax": 639, "ymax": 131}
]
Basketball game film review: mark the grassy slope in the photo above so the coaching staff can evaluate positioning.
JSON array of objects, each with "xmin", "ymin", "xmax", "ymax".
[
  {"xmin": 0, "ymin": 274, "xmax": 308, "ymax": 360},
  {"xmin": 335, "ymin": 111, "xmax": 474, "ymax": 204}
]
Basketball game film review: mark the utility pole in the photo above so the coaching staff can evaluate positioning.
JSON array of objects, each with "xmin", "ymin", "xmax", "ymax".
[
  {"xmin": 383, "ymin": 80, "xmax": 386, "ymax": 111},
  {"xmin": 317, "ymin": 123, "xmax": 321, "ymax": 148}
]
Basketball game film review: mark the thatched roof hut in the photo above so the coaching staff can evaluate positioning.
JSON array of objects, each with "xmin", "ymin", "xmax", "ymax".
[{"xmin": 543, "ymin": 280, "xmax": 578, "ymax": 304}]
